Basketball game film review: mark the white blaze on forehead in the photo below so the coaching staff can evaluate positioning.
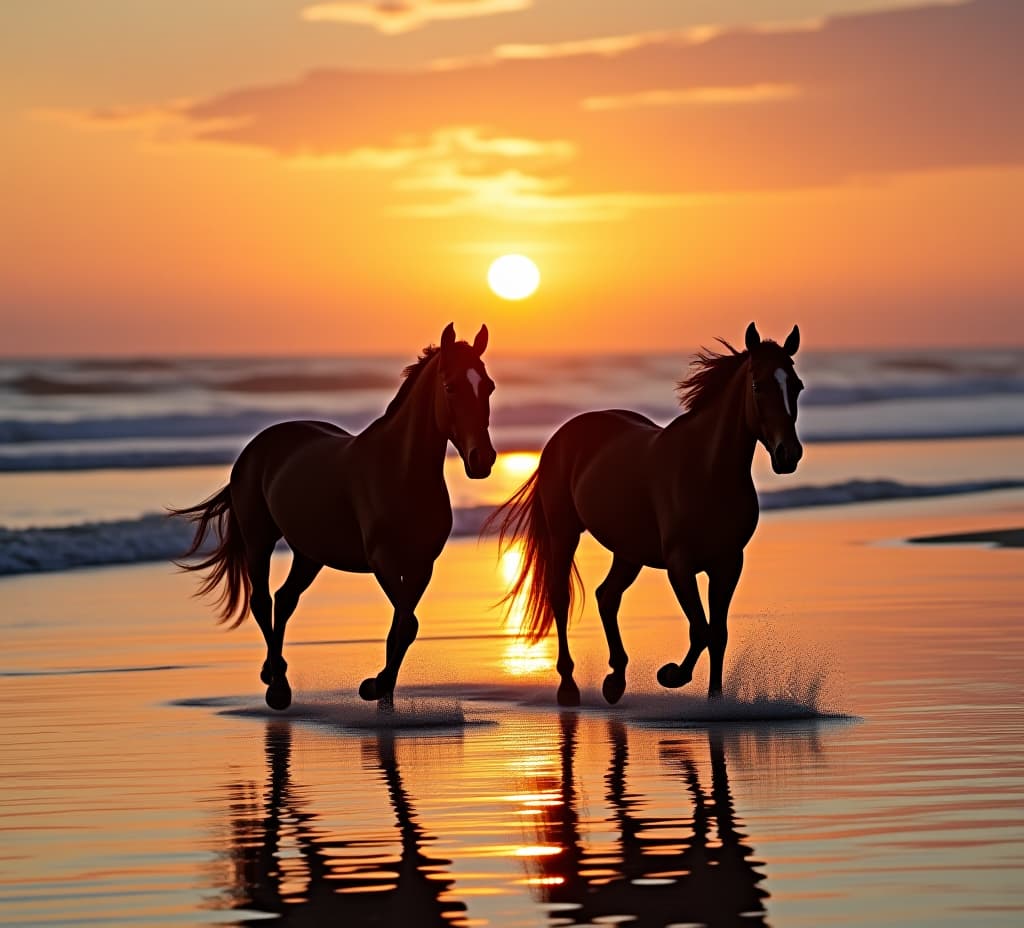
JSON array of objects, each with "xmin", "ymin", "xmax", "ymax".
[
  {"xmin": 774, "ymin": 368, "xmax": 792, "ymax": 417},
  {"xmin": 466, "ymin": 368, "xmax": 483, "ymax": 398}
]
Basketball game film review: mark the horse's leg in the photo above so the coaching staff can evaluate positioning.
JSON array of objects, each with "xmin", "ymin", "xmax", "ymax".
[
  {"xmin": 596, "ymin": 556, "xmax": 641, "ymax": 704},
  {"xmin": 263, "ymin": 552, "xmax": 323, "ymax": 711},
  {"xmin": 657, "ymin": 559, "xmax": 709, "ymax": 689},
  {"xmin": 359, "ymin": 558, "xmax": 432, "ymax": 705},
  {"xmin": 246, "ymin": 547, "xmax": 276, "ymax": 684},
  {"xmin": 549, "ymin": 531, "xmax": 583, "ymax": 707},
  {"xmin": 706, "ymin": 552, "xmax": 743, "ymax": 699}
]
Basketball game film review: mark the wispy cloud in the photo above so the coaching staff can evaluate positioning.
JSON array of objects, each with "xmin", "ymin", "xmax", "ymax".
[
  {"xmin": 34, "ymin": 102, "xmax": 192, "ymax": 132},
  {"xmin": 384, "ymin": 138, "xmax": 688, "ymax": 221},
  {"xmin": 58, "ymin": 1, "xmax": 1024, "ymax": 222},
  {"xmin": 582, "ymin": 83, "xmax": 803, "ymax": 112},
  {"xmin": 301, "ymin": 0, "xmax": 531, "ymax": 34},
  {"xmin": 430, "ymin": 19, "xmax": 826, "ymax": 69},
  {"xmin": 290, "ymin": 127, "xmax": 676, "ymax": 222}
]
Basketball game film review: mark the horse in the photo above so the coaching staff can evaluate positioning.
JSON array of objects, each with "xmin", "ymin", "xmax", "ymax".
[
  {"xmin": 172, "ymin": 323, "xmax": 496, "ymax": 711},
  {"xmin": 487, "ymin": 322, "xmax": 803, "ymax": 706}
]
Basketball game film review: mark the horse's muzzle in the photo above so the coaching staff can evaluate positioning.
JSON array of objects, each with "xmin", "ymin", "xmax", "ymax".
[
  {"xmin": 771, "ymin": 440, "xmax": 803, "ymax": 474},
  {"xmin": 465, "ymin": 445, "xmax": 497, "ymax": 479}
]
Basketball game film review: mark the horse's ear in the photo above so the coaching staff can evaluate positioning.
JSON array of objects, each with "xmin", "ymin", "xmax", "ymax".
[
  {"xmin": 440, "ymin": 322, "xmax": 456, "ymax": 351},
  {"xmin": 472, "ymin": 324, "xmax": 488, "ymax": 356},
  {"xmin": 745, "ymin": 322, "xmax": 761, "ymax": 352},
  {"xmin": 783, "ymin": 324, "xmax": 800, "ymax": 356}
]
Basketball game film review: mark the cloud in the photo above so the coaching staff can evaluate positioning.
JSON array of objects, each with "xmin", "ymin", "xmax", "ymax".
[
  {"xmin": 302, "ymin": 0, "xmax": 531, "ymax": 34},
  {"xmin": 581, "ymin": 83, "xmax": 803, "ymax": 112},
  {"xmin": 288, "ymin": 127, "xmax": 685, "ymax": 222},
  {"xmin": 377, "ymin": 133, "xmax": 689, "ymax": 221},
  {"xmin": 71, "ymin": 1, "xmax": 1024, "ymax": 221},
  {"xmin": 439, "ymin": 18, "xmax": 825, "ymax": 66},
  {"xmin": 34, "ymin": 102, "xmax": 192, "ymax": 132}
]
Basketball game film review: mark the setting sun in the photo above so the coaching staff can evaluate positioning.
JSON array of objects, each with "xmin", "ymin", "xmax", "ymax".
[{"xmin": 488, "ymin": 255, "xmax": 540, "ymax": 301}]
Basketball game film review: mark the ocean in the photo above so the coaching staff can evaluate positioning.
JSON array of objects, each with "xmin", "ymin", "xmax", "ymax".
[
  {"xmin": 3, "ymin": 348, "xmax": 1024, "ymax": 927},
  {"xmin": 1, "ymin": 348, "xmax": 1023, "ymax": 574}
]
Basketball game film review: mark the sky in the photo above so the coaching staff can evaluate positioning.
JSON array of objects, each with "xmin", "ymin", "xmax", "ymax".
[{"xmin": 2, "ymin": 0, "xmax": 1022, "ymax": 355}]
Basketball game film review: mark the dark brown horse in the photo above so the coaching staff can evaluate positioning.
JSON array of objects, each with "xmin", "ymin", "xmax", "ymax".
[
  {"xmin": 173, "ymin": 323, "xmax": 496, "ymax": 710},
  {"xmin": 489, "ymin": 323, "xmax": 803, "ymax": 706}
]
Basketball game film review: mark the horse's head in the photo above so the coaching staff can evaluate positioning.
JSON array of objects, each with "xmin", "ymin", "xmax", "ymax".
[
  {"xmin": 438, "ymin": 322, "xmax": 497, "ymax": 479},
  {"xmin": 744, "ymin": 322, "xmax": 804, "ymax": 474}
]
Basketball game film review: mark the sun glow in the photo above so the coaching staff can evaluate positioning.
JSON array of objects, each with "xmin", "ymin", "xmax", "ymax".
[
  {"xmin": 500, "ymin": 451, "xmax": 540, "ymax": 479},
  {"xmin": 487, "ymin": 254, "xmax": 540, "ymax": 300}
]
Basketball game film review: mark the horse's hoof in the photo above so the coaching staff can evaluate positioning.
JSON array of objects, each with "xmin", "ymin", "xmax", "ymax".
[
  {"xmin": 265, "ymin": 678, "xmax": 292, "ymax": 711},
  {"xmin": 260, "ymin": 658, "xmax": 287, "ymax": 685},
  {"xmin": 358, "ymin": 677, "xmax": 379, "ymax": 701},
  {"xmin": 657, "ymin": 662, "xmax": 690, "ymax": 689},
  {"xmin": 602, "ymin": 673, "xmax": 626, "ymax": 705},
  {"xmin": 557, "ymin": 680, "xmax": 581, "ymax": 707}
]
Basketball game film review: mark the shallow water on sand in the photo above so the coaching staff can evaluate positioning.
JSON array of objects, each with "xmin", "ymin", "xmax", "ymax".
[{"xmin": 2, "ymin": 493, "xmax": 1024, "ymax": 926}]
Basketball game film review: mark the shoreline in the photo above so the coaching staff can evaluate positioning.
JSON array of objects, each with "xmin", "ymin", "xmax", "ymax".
[
  {"xmin": 3, "ymin": 482, "xmax": 1023, "ymax": 927},
  {"xmin": 2, "ymin": 481, "xmax": 1024, "ymax": 579},
  {"xmin": 910, "ymin": 526, "xmax": 1024, "ymax": 548}
]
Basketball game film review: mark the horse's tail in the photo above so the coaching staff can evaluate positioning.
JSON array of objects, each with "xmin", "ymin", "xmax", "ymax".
[
  {"xmin": 168, "ymin": 486, "xmax": 251, "ymax": 629},
  {"xmin": 482, "ymin": 470, "xmax": 582, "ymax": 644}
]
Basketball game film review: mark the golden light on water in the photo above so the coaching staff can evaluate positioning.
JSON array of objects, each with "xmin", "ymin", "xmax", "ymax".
[
  {"xmin": 499, "ymin": 543, "xmax": 554, "ymax": 676},
  {"xmin": 514, "ymin": 845, "xmax": 562, "ymax": 858},
  {"xmin": 500, "ymin": 451, "xmax": 540, "ymax": 480},
  {"xmin": 500, "ymin": 546, "xmax": 524, "ymax": 586},
  {"xmin": 502, "ymin": 792, "xmax": 561, "ymax": 804},
  {"xmin": 503, "ymin": 640, "xmax": 553, "ymax": 676}
]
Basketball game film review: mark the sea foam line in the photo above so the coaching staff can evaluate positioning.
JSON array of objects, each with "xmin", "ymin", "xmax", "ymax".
[{"xmin": 1, "ymin": 479, "xmax": 1022, "ymax": 577}]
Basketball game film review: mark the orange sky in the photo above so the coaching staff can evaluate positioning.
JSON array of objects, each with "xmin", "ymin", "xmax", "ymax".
[{"xmin": 2, "ymin": 0, "xmax": 1022, "ymax": 355}]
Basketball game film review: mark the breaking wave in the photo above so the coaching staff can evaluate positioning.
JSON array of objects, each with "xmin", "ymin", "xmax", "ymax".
[{"xmin": 2, "ymin": 478, "xmax": 1020, "ymax": 577}]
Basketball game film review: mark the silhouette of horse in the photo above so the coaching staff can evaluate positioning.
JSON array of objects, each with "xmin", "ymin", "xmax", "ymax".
[
  {"xmin": 172, "ymin": 323, "xmax": 496, "ymax": 710},
  {"xmin": 523, "ymin": 715, "xmax": 769, "ymax": 928},
  {"xmin": 488, "ymin": 322, "xmax": 803, "ymax": 705},
  {"xmin": 215, "ymin": 722, "xmax": 467, "ymax": 927}
]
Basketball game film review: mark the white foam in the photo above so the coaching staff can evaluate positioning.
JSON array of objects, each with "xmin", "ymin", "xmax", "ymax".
[{"xmin": 2, "ymin": 477, "xmax": 1022, "ymax": 577}]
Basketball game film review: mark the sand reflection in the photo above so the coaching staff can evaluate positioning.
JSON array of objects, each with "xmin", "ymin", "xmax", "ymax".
[
  {"xmin": 215, "ymin": 722, "xmax": 466, "ymax": 927},
  {"xmin": 519, "ymin": 715, "xmax": 774, "ymax": 927},
  {"xmin": 208, "ymin": 710, "xmax": 830, "ymax": 927}
]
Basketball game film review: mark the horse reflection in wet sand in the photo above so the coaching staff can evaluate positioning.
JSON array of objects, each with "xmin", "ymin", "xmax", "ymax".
[
  {"xmin": 524, "ymin": 715, "xmax": 768, "ymax": 927},
  {"xmin": 216, "ymin": 723, "xmax": 466, "ymax": 927},
  {"xmin": 489, "ymin": 323, "xmax": 803, "ymax": 705},
  {"xmin": 172, "ymin": 323, "xmax": 496, "ymax": 709}
]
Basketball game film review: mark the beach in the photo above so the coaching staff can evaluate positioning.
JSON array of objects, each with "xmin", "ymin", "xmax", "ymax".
[
  {"xmin": 7, "ymin": 0, "xmax": 1024, "ymax": 923},
  {"xmin": 3, "ymin": 485, "xmax": 1023, "ymax": 927}
]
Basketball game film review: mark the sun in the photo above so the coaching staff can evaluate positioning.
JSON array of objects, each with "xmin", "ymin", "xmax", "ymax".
[{"xmin": 488, "ymin": 254, "xmax": 540, "ymax": 301}]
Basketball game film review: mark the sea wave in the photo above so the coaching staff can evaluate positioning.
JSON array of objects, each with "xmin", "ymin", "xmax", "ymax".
[
  {"xmin": 2, "ymin": 478, "xmax": 1021, "ymax": 577},
  {"xmin": 2, "ymin": 348, "xmax": 1024, "ymax": 478},
  {"xmin": 0, "ymin": 410, "xmax": 372, "ymax": 445},
  {"xmin": 0, "ymin": 423, "xmax": 1022, "ymax": 473}
]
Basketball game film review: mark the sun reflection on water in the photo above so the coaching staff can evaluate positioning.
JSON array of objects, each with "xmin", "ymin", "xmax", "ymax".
[
  {"xmin": 514, "ymin": 845, "xmax": 563, "ymax": 858},
  {"xmin": 500, "ymin": 451, "xmax": 540, "ymax": 480},
  {"xmin": 498, "ymin": 543, "xmax": 554, "ymax": 676}
]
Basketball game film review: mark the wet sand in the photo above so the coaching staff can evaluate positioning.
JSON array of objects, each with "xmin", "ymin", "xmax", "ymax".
[{"xmin": 2, "ymin": 490, "xmax": 1024, "ymax": 926}]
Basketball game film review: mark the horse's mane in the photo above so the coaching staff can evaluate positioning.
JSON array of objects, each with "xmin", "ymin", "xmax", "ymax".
[
  {"xmin": 675, "ymin": 339, "xmax": 753, "ymax": 413},
  {"xmin": 384, "ymin": 345, "xmax": 440, "ymax": 418}
]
